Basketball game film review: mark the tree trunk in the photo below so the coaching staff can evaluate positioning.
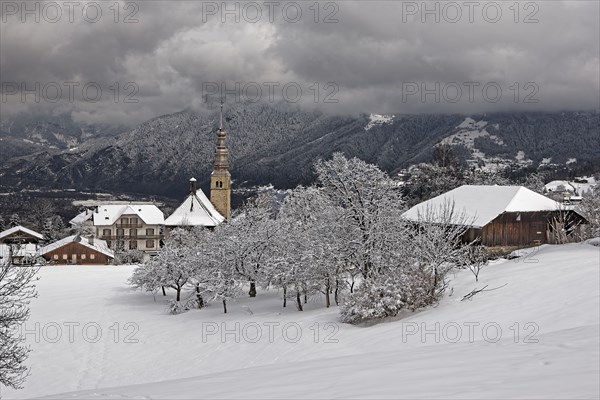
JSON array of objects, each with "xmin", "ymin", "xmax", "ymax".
[
  {"xmin": 325, "ymin": 286, "xmax": 331, "ymax": 308},
  {"xmin": 249, "ymin": 281, "xmax": 257, "ymax": 297},
  {"xmin": 304, "ymin": 291, "xmax": 308, "ymax": 304},
  {"xmin": 161, "ymin": 286, "xmax": 166, "ymax": 296},
  {"xmin": 196, "ymin": 285, "xmax": 204, "ymax": 309},
  {"xmin": 223, "ymin": 299, "xmax": 227, "ymax": 314},
  {"xmin": 283, "ymin": 286, "xmax": 287, "ymax": 308},
  {"xmin": 334, "ymin": 279, "xmax": 339, "ymax": 306},
  {"xmin": 176, "ymin": 287, "xmax": 181, "ymax": 302},
  {"xmin": 350, "ymin": 280, "xmax": 355, "ymax": 293},
  {"xmin": 296, "ymin": 292, "xmax": 303, "ymax": 311}
]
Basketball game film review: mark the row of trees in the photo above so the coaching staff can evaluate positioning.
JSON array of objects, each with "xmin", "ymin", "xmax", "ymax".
[{"xmin": 130, "ymin": 154, "xmax": 484, "ymax": 322}]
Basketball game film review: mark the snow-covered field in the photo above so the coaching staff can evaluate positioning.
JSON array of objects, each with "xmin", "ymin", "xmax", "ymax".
[{"xmin": 3, "ymin": 243, "xmax": 599, "ymax": 399}]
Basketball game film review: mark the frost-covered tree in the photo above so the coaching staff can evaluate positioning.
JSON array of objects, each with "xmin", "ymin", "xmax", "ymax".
[
  {"xmin": 0, "ymin": 264, "xmax": 39, "ymax": 389},
  {"xmin": 314, "ymin": 153, "xmax": 407, "ymax": 281},
  {"xmin": 41, "ymin": 216, "xmax": 67, "ymax": 244},
  {"xmin": 8, "ymin": 213, "xmax": 20, "ymax": 228},
  {"xmin": 460, "ymin": 244, "xmax": 489, "ymax": 282},
  {"xmin": 579, "ymin": 188, "xmax": 600, "ymax": 238},
  {"xmin": 219, "ymin": 199, "xmax": 280, "ymax": 298},
  {"xmin": 129, "ymin": 228, "xmax": 196, "ymax": 302},
  {"xmin": 274, "ymin": 186, "xmax": 348, "ymax": 308},
  {"xmin": 465, "ymin": 168, "xmax": 511, "ymax": 186},
  {"xmin": 409, "ymin": 200, "xmax": 473, "ymax": 300},
  {"xmin": 522, "ymin": 172, "xmax": 547, "ymax": 194}
]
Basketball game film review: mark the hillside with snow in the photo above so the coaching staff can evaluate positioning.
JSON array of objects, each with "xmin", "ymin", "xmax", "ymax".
[{"xmin": 3, "ymin": 243, "xmax": 599, "ymax": 399}]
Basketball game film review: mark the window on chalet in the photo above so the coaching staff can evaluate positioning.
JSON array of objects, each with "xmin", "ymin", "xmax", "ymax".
[
  {"xmin": 116, "ymin": 229, "xmax": 124, "ymax": 237},
  {"xmin": 62, "ymin": 254, "xmax": 68, "ymax": 260},
  {"xmin": 129, "ymin": 241, "xmax": 137, "ymax": 250},
  {"xmin": 53, "ymin": 254, "xmax": 59, "ymax": 260},
  {"xmin": 121, "ymin": 217, "xmax": 129, "ymax": 224},
  {"xmin": 130, "ymin": 229, "xmax": 138, "ymax": 238},
  {"xmin": 81, "ymin": 254, "xmax": 86, "ymax": 260},
  {"xmin": 90, "ymin": 254, "xmax": 95, "ymax": 260},
  {"xmin": 146, "ymin": 228, "xmax": 154, "ymax": 236},
  {"xmin": 102, "ymin": 229, "xmax": 111, "ymax": 237},
  {"xmin": 131, "ymin": 217, "xmax": 138, "ymax": 225},
  {"xmin": 146, "ymin": 240, "xmax": 155, "ymax": 248}
]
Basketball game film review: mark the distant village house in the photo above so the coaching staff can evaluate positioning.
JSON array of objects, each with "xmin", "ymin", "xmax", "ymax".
[{"xmin": 0, "ymin": 225, "xmax": 44, "ymax": 265}]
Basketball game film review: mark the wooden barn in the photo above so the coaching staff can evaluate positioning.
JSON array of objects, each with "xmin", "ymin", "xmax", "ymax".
[
  {"xmin": 403, "ymin": 185, "xmax": 587, "ymax": 248},
  {"xmin": 39, "ymin": 235, "xmax": 114, "ymax": 265}
]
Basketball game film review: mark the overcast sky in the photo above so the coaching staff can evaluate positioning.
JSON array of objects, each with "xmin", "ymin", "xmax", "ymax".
[{"xmin": 1, "ymin": 0, "xmax": 598, "ymax": 126}]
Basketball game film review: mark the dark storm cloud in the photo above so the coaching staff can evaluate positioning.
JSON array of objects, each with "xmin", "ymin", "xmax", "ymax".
[{"xmin": 1, "ymin": 0, "xmax": 598, "ymax": 126}]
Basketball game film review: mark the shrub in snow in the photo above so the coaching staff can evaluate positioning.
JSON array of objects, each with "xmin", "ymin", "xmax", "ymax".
[
  {"xmin": 114, "ymin": 249, "xmax": 145, "ymax": 265},
  {"xmin": 167, "ymin": 299, "xmax": 189, "ymax": 315},
  {"xmin": 340, "ymin": 273, "xmax": 432, "ymax": 324}
]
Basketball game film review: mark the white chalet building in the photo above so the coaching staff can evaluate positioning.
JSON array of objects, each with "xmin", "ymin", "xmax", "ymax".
[{"xmin": 93, "ymin": 204, "xmax": 165, "ymax": 256}]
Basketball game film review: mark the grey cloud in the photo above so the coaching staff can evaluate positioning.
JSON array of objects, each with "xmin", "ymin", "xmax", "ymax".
[{"xmin": 0, "ymin": 0, "xmax": 598, "ymax": 126}]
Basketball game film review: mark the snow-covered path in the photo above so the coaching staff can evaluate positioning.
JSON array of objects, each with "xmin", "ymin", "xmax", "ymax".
[{"xmin": 3, "ymin": 243, "xmax": 599, "ymax": 399}]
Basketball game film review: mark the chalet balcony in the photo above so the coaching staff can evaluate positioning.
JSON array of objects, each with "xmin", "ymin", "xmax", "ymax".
[
  {"xmin": 100, "ymin": 235, "xmax": 163, "ymax": 240},
  {"xmin": 115, "ymin": 223, "xmax": 144, "ymax": 228}
]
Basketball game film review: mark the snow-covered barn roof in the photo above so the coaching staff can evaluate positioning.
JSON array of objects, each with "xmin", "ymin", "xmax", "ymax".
[
  {"xmin": 403, "ymin": 185, "xmax": 562, "ymax": 228},
  {"xmin": 69, "ymin": 209, "xmax": 94, "ymax": 226},
  {"xmin": 0, "ymin": 225, "xmax": 44, "ymax": 241},
  {"xmin": 93, "ymin": 204, "xmax": 165, "ymax": 226},
  {"xmin": 39, "ymin": 235, "xmax": 114, "ymax": 258},
  {"xmin": 164, "ymin": 189, "xmax": 224, "ymax": 227}
]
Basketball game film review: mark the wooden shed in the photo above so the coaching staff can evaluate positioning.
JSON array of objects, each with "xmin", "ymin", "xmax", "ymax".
[
  {"xmin": 404, "ymin": 185, "xmax": 587, "ymax": 248},
  {"xmin": 39, "ymin": 235, "xmax": 114, "ymax": 265}
]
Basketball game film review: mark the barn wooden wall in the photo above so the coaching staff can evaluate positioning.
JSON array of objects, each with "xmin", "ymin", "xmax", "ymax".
[
  {"xmin": 479, "ymin": 212, "xmax": 550, "ymax": 247},
  {"xmin": 42, "ymin": 243, "xmax": 112, "ymax": 265}
]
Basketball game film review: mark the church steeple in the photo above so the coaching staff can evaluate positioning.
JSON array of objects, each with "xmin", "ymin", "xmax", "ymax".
[{"xmin": 210, "ymin": 102, "xmax": 231, "ymax": 221}]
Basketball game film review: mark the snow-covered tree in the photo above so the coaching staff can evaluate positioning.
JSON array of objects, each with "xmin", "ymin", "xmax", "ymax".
[
  {"xmin": 41, "ymin": 216, "xmax": 65, "ymax": 244},
  {"xmin": 0, "ymin": 264, "xmax": 39, "ymax": 389},
  {"xmin": 8, "ymin": 213, "xmax": 20, "ymax": 228},
  {"xmin": 314, "ymin": 153, "xmax": 407, "ymax": 281},
  {"xmin": 129, "ymin": 228, "xmax": 196, "ymax": 303},
  {"xmin": 522, "ymin": 172, "xmax": 547, "ymax": 194},
  {"xmin": 460, "ymin": 244, "xmax": 489, "ymax": 282},
  {"xmin": 409, "ymin": 200, "xmax": 473, "ymax": 300},
  {"xmin": 273, "ymin": 186, "xmax": 348, "ymax": 308},
  {"xmin": 219, "ymin": 198, "xmax": 281, "ymax": 298},
  {"xmin": 579, "ymin": 188, "xmax": 600, "ymax": 238}
]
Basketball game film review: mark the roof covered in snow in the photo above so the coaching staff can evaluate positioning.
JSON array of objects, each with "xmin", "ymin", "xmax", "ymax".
[
  {"xmin": 403, "ymin": 185, "xmax": 561, "ymax": 228},
  {"xmin": 0, "ymin": 225, "xmax": 44, "ymax": 241},
  {"xmin": 93, "ymin": 204, "xmax": 165, "ymax": 226},
  {"xmin": 164, "ymin": 189, "xmax": 224, "ymax": 227},
  {"xmin": 39, "ymin": 235, "xmax": 114, "ymax": 258},
  {"xmin": 69, "ymin": 209, "xmax": 94, "ymax": 226}
]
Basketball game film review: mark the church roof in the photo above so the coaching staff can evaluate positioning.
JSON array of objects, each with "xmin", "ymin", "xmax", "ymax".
[
  {"xmin": 403, "ymin": 185, "xmax": 562, "ymax": 228},
  {"xmin": 164, "ymin": 189, "xmax": 224, "ymax": 227}
]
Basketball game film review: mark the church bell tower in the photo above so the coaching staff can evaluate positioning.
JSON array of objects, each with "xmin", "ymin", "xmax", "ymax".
[{"xmin": 210, "ymin": 103, "xmax": 231, "ymax": 221}]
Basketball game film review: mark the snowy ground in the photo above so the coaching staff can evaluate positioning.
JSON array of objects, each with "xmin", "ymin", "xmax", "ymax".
[{"xmin": 3, "ymin": 243, "xmax": 599, "ymax": 399}]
